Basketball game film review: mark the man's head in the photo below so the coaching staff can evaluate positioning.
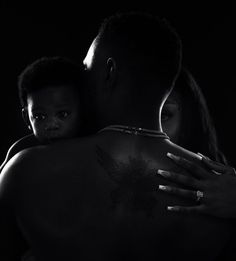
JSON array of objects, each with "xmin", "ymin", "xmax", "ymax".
[
  {"xmin": 18, "ymin": 56, "xmax": 83, "ymax": 143},
  {"xmin": 83, "ymin": 11, "xmax": 182, "ymax": 128}
]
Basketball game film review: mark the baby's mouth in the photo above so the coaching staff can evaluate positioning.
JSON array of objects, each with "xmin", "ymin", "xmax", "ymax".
[{"xmin": 43, "ymin": 135, "xmax": 63, "ymax": 144}]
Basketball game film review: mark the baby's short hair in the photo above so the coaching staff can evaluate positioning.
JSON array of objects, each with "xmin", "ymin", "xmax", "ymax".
[{"xmin": 18, "ymin": 56, "xmax": 82, "ymax": 108}]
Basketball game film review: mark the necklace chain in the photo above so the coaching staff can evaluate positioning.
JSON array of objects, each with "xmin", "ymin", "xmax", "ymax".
[{"xmin": 98, "ymin": 125, "xmax": 169, "ymax": 139}]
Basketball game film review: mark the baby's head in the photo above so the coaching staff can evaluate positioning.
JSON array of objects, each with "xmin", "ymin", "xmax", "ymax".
[{"xmin": 18, "ymin": 56, "xmax": 83, "ymax": 144}]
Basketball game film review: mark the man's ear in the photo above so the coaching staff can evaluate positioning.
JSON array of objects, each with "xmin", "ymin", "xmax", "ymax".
[
  {"xmin": 106, "ymin": 57, "xmax": 116, "ymax": 87},
  {"xmin": 21, "ymin": 108, "xmax": 31, "ymax": 130}
]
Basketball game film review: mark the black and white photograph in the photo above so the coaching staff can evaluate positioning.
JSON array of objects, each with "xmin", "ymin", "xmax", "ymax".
[{"xmin": 0, "ymin": 1, "xmax": 234, "ymax": 260}]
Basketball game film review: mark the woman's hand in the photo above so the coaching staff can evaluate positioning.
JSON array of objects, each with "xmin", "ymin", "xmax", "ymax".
[{"xmin": 157, "ymin": 152, "xmax": 236, "ymax": 218}]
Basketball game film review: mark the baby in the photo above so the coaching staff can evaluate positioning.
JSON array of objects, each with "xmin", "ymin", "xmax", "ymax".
[
  {"xmin": 0, "ymin": 56, "xmax": 84, "ymax": 261},
  {"xmin": 1, "ymin": 56, "xmax": 84, "ymax": 171}
]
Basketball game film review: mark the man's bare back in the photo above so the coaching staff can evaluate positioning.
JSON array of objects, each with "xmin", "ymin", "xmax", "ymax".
[{"xmin": 1, "ymin": 132, "xmax": 230, "ymax": 260}]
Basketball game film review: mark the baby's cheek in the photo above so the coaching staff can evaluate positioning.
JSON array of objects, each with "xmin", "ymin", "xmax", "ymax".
[
  {"xmin": 163, "ymin": 120, "xmax": 180, "ymax": 143},
  {"xmin": 33, "ymin": 124, "xmax": 46, "ymax": 138}
]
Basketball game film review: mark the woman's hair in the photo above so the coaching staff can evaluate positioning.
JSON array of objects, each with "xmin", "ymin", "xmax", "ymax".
[{"xmin": 175, "ymin": 67, "xmax": 227, "ymax": 164}]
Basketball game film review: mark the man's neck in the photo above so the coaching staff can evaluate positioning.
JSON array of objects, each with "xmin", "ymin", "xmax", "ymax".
[{"xmin": 99, "ymin": 108, "xmax": 162, "ymax": 132}]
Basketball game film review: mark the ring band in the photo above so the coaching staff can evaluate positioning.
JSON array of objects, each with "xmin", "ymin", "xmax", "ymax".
[{"xmin": 196, "ymin": 190, "xmax": 204, "ymax": 202}]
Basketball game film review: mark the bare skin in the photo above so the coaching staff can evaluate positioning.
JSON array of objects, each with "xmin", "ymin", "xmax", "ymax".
[
  {"xmin": 0, "ymin": 131, "xmax": 231, "ymax": 261},
  {"xmin": 0, "ymin": 134, "xmax": 39, "ymax": 173}
]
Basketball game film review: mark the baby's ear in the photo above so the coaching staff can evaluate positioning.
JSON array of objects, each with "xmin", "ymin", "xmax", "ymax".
[
  {"xmin": 21, "ymin": 108, "xmax": 31, "ymax": 130},
  {"xmin": 106, "ymin": 57, "xmax": 117, "ymax": 88}
]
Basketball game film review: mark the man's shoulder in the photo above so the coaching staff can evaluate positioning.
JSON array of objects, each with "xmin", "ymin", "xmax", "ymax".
[
  {"xmin": 0, "ymin": 134, "xmax": 38, "ymax": 171},
  {"xmin": 11, "ymin": 134, "xmax": 98, "ymax": 160},
  {"xmin": 8, "ymin": 134, "xmax": 38, "ymax": 153},
  {"xmin": 0, "ymin": 147, "xmax": 39, "ymax": 203},
  {"xmin": 0, "ymin": 140, "xmax": 81, "ymax": 201},
  {"xmin": 5, "ymin": 134, "xmax": 101, "ymax": 174},
  {"xmin": 1, "ymin": 145, "xmax": 46, "ymax": 181}
]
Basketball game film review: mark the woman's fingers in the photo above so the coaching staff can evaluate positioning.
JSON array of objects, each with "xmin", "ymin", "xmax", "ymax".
[
  {"xmin": 157, "ymin": 169, "xmax": 202, "ymax": 189},
  {"xmin": 167, "ymin": 204, "xmax": 206, "ymax": 214},
  {"xmin": 158, "ymin": 185, "xmax": 202, "ymax": 201},
  {"xmin": 197, "ymin": 152, "xmax": 236, "ymax": 176},
  {"xmin": 166, "ymin": 152, "xmax": 211, "ymax": 179}
]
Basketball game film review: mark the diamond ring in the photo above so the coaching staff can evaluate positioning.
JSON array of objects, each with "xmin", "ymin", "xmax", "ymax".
[{"xmin": 196, "ymin": 190, "xmax": 204, "ymax": 202}]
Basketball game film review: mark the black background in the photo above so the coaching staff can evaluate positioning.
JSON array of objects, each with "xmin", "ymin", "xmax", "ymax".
[{"xmin": 0, "ymin": 1, "xmax": 234, "ymax": 165}]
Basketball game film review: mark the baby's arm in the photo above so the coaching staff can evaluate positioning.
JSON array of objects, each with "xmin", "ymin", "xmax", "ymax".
[{"xmin": 0, "ymin": 134, "xmax": 40, "ymax": 173}]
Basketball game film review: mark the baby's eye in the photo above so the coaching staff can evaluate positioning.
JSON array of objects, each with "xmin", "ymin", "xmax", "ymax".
[
  {"xmin": 58, "ymin": 111, "xmax": 70, "ymax": 119},
  {"xmin": 33, "ymin": 113, "xmax": 46, "ymax": 121},
  {"xmin": 161, "ymin": 111, "xmax": 172, "ymax": 122}
]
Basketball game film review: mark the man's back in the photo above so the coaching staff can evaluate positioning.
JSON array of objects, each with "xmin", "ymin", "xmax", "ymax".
[{"xmin": 1, "ymin": 131, "xmax": 230, "ymax": 261}]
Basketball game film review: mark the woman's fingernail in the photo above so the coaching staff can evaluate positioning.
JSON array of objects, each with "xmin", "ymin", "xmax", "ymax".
[
  {"xmin": 212, "ymin": 170, "xmax": 222, "ymax": 175},
  {"xmin": 196, "ymin": 153, "xmax": 203, "ymax": 160},
  {"xmin": 157, "ymin": 169, "xmax": 171, "ymax": 177},
  {"xmin": 167, "ymin": 152, "xmax": 180, "ymax": 161},
  {"xmin": 197, "ymin": 152, "xmax": 210, "ymax": 161},
  {"xmin": 158, "ymin": 185, "xmax": 171, "ymax": 191},
  {"xmin": 167, "ymin": 206, "xmax": 179, "ymax": 211}
]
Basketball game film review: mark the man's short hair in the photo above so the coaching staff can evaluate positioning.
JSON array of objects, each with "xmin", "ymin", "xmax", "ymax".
[
  {"xmin": 96, "ymin": 11, "xmax": 182, "ymax": 89},
  {"xmin": 18, "ymin": 56, "xmax": 82, "ymax": 108}
]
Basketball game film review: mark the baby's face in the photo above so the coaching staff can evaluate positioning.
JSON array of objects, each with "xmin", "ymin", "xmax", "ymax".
[{"xmin": 27, "ymin": 85, "xmax": 81, "ymax": 144}]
